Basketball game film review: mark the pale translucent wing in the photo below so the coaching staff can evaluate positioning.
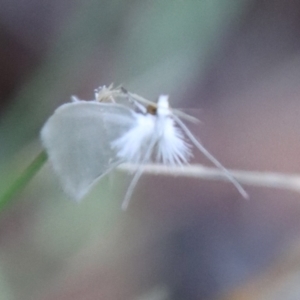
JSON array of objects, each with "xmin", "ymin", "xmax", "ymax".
[{"xmin": 41, "ymin": 101, "xmax": 136, "ymax": 201}]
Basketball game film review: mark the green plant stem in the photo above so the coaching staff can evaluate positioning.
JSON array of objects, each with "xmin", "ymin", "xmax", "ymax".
[{"xmin": 0, "ymin": 150, "xmax": 48, "ymax": 211}]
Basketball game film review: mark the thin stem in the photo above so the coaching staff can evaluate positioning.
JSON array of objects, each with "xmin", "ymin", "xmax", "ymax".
[
  {"xmin": 3, "ymin": 150, "xmax": 300, "ymax": 212},
  {"xmin": 0, "ymin": 150, "xmax": 48, "ymax": 211},
  {"xmin": 117, "ymin": 163, "xmax": 300, "ymax": 195}
]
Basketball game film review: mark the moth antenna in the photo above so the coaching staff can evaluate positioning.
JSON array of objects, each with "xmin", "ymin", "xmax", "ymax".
[
  {"xmin": 122, "ymin": 135, "xmax": 158, "ymax": 210},
  {"xmin": 173, "ymin": 110, "xmax": 200, "ymax": 124},
  {"xmin": 132, "ymin": 100, "xmax": 147, "ymax": 114},
  {"xmin": 118, "ymin": 87, "xmax": 147, "ymax": 113},
  {"xmin": 173, "ymin": 115, "xmax": 249, "ymax": 199},
  {"xmin": 128, "ymin": 91, "xmax": 200, "ymax": 124}
]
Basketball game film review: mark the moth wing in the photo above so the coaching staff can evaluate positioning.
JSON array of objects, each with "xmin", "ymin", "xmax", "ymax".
[{"xmin": 41, "ymin": 101, "xmax": 136, "ymax": 201}]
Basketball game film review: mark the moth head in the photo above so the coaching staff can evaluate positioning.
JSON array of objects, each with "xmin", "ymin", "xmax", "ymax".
[{"xmin": 146, "ymin": 104, "xmax": 157, "ymax": 115}]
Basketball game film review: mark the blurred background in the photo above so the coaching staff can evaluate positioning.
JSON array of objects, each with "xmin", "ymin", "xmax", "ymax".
[{"xmin": 1, "ymin": 0, "xmax": 300, "ymax": 299}]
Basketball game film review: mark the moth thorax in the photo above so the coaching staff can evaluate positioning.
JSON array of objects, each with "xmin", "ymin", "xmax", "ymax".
[{"xmin": 157, "ymin": 95, "xmax": 171, "ymax": 117}]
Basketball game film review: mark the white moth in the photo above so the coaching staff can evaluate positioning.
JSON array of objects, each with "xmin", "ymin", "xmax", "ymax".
[{"xmin": 41, "ymin": 93, "xmax": 248, "ymax": 210}]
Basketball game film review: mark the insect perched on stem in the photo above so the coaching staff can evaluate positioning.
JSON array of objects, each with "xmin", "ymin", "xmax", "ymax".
[{"xmin": 41, "ymin": 87, "xmax": 248, "ymax": 210}]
